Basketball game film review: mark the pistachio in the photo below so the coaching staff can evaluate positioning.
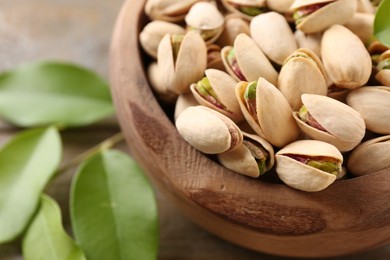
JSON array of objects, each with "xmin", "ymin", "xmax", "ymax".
[
  {"xmin": 236, "ymin": 77, "xmax": 300, "ymax": 147},
  {"xmin": 145, "ymin": 0, "xmax": 200, "ymax": 22},
  {"xmin": 140, "ymin": 21, "xmax": 185, "ymax": 59},
  {"xmin": 176, "ymin": 106, "xmax": 243, "ymax": 154},
  {"xmin": 348, "ymin": 135, "xmax": 390, "ymax": 176},
  {"xmin": 190, "ymin": 69, "xmax": 244, "ymax": 123},
  {"xmin": 206, "ymin": 44, "xmax": 225, "ymax": 71},
  {"xmin": 174, "ymin": 92, "xmax": 199, "ymax": 121},
  {"xmin": 218, "ymin": 132, "xmax": 274, "ymax": 177},
  {"xmin": 357, "ymin": 0, "xmax": 376, "ymax": 13},
  {"xmin": 293, "ymin": 94, "xmax": 366, "ymax": 152},
  {"xmin": 375, "ymin": 50, "xmax": 390, "ymax": 86},
  {"xmin": 250, "ymin": 12, "xmax": 298, "ymax": 65},
  {"xmin": 221, "ymin": 33, "xmax": 278, "ymax": 84},
  {"xmin": 276, "ymin": 140, "xmax": 343, "ymax": 192},
  {"xmin": 216, "ymin": 14, "xmax": 250, "ymax": 47},
  {"xmin": 158, "ymin": 31, "xmax": 207, "ymax": 94},
  {"xmin": 346, "ymin": 86, "xmax": 390, "ymax": 134},
  {"xmin": 278, "ymin": 48, "xmax": 328, "ymax": 110},
  {"xmin": 291, "ymin": 0, "xmax": 358, "ymax": 34},
  {"xmin": 185, "ymin": 2, "xmax": 225, "ymax": 44},
  {"xmin": 147, "ymin": 62, "xmax": 178, "ymax": 104},
  {"xmin": 222, "ymin": 0, "xmax": 268, "ymax": 20},
  {"xmin": 294, "ymin": 30, "xmax": 322, "ymax": 58},
  {"xmin": 321, "ymin": 25, "xmax": 371, "ymax": 89},
  {"xmin": 344, "ymin": 12, "xmax": 374, "ymax": 45},
  {"xmin": 267, "ymin": 0, "xmax": 295, "ymax": 13}
]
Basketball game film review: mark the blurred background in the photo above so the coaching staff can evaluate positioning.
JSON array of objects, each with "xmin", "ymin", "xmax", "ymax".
[{"xmin": 0, "ymin": 0, "xmax": 389, "ymax": 259}]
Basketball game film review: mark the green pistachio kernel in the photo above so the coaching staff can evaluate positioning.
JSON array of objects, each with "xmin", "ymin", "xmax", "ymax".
[
  {"xmin": 307, "ymin": 160, "xmax": 340, "ymax": 175},
  {"xmin": 377, "ymin": 58, "xmax": 390, "ymax": 70},
  {"xmin": 298, "ymin": 105, "xmax": 309, "ymax": 122},
  {"xmin": 238, "ymin": 6, "xmax": 265, "ymax": 16},
  {"xmin": 171, "ymin": 34, "xmax": 184, "ymax": 63},
  {"xmin": 244, "ymin": 81, "xmax": 257, "ymax": 101},
  {"xmin": 196, "ymin": 77, "xmax": 217, "ymax": 98}
]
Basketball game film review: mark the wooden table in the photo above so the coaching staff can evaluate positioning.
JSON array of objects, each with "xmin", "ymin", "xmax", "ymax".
[{"xmin": 0, "ymin": 0, "xmax": 389, "ymax": 259}]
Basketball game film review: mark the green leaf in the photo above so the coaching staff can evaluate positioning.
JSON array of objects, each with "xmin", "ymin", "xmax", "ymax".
[
  {"xmin": 374, "ymin": 0, "xmax": 390, "ymax": 47},
  {"xmin": 0, "ymin": 61, "xmax": 114, "ymax": 127},
  {"xmin": 22, "ymin": 195, "xmax": 86, "ymax": 260},
  {"xmin": 0, "ymin": 126, "xmax": 62, "ymax": 243},
  {"xmin": 70, "ymin": 150, "xmax": 158, "ymax": 260}
]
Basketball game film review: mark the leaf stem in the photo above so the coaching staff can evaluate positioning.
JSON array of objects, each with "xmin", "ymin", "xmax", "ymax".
[{"xmin": 57, "ymin": 132, "xmax": 125, "ymax": 175}]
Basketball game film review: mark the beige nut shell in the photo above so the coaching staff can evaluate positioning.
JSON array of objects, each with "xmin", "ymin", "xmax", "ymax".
[
  {"xmin": 293, "ymin": 94, "xmax": 365, "ymax": 152},
  {"xmin": 348, "ymin": 135, "xmax": 390, "ymax": 177},
  {"xmin": 276, "ymin": 140, "xmax": 342, "ymax": 192},
  {"xmin": 291, "ymin": 0, "xmax": 357, "ymax": 34},
  {"xmin": 145, "ymin": 0, "xmax": 200, "ymax": 22},
  {"xmin": 346, "ymin": 86, "xmax": 390, "ymax": 134},
  {"xmin": 190, "ymin": 69, "xmax": 244, "ymax": 123},
  {"xmin": 176, "ymin": 106, "xmax": 243, "ymax": 154},
  {"xmin": 218, "ymin": 132, "xmax": 275, "ymax": 178},
  {"xmin": 321, "ymin": 25, "xmax": 371, "ymax": 89},
  {"xmin": 236, "ymin": 77, "xmax": 300, "ymax": 147},
  {"xmin": 250, "ymin": 12, "xmax": 298, "ymax": 65}
]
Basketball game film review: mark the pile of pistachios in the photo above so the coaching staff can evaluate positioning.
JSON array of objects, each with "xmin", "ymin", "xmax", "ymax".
[{"xmin": 139, "ymin": 0, "xmax": 390, "ymax": 192}]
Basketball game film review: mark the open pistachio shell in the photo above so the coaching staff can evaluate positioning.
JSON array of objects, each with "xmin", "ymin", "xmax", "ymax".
[
  {"xmin": 375, "ymin": 50, "xmax": 390, "ymax": 86},
  {"xmin": 190, "ymin": 69, "xmax": 244, "ymax": 123},
  {"xmin": 348, "ymin": 135, "xmax": 390, "ymax": 177},
  {"xmin": 221, "ymin": 34, "xmax": 278, "ymax": 85},
  {"xmin": 344, "ymin": 12, "xmax": 374, "ymax": 45},
  {"xmin": 222, "ymin": 0, "xmax": 267, "ymax": 20},
  {"xmin": 346, "ymin": 86, "xmax": 390, "ymax": 134},
  {"xmin": 278, "ymin": 48, "xmax": 328, "ymax": 110},
  {"xmin": 217, "ymin": 14, "xmax": 250, "ymax": 47},
  {"xmin": 185, "ymin": 2, "xmax": 224, "ymax": 44},
  {"xmin": 176, "ymin": 106, "xmax": 243, "ymax": 154},
  {"xmin": 145, "ymin": 0, "xmax": 200, "ymax": 22},
  {"xmin": 267, "ymin": 0, "xmax": 295, "ymax": 13},
  {"xmin": 174, "ymin": 92, "xmax": 199, "ymax": 121},
  {"xmin": 293, "ymin": 94, "xmax": 366, "ymax": 152},
  {"xmin": 158, "ymin": 31, "xmax": 207, "ymax": 95},
  {"xmin": 236, "ymin": 77, "xmax": 300, "ymax": 147},
  {"xmin": 276, "ymin": 140, "xmax": 342, "ymax": 192},
  {"xmin": 294, "ymin": 30, "xmax": 322, "ymax": 58},
  {"xmin": 140, "ymin": 21, "xmax": 185, "ymax": 59},
  {"xmin": 250, "ymin": 12, "xmax": 298, "ymax": 65},
  {"xmin": 218, "ymin": 132, "xmax": 275, "ymax": 178},
  {"xmin": 291, "ymin": 0, "xmax": 357, "ymax": 34},
  {"xmin": 321, "ymin": 25, "xmax": 371, "ymax": 89}
]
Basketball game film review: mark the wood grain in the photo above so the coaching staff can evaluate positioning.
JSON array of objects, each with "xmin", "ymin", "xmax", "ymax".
[{"xmin": 109, "ymin": 0, "xmax": 390, "ymax": 257}]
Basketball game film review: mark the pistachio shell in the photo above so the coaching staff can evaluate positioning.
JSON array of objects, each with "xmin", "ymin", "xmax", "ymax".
[
  {"xmin": 376, "ymin": 70, "xmax": 390, "ymax": 86},
  {"xmin": 250, "ymin": 12, "xmax": 298, "ymax": 65},
  {"xmin": 222, "ymin": 0, "xmax": 267, "ymax": 20},
  {"xmin": 276, "ymin": 140, "xmax": 342, "ymax": 192},
  {"xmin": 344, "ymin": 12, "xmax": 374, "ymax": 45},
  {"xmin": 147, "ymin": 62, "xmax": 178, "ymax": 103},
  {"xmin": 158, "ymin": 31, "xmax": 207, "ymax": 95},
  {"xmin": 140, "ymin": 21, "xmax": 185, "ymax": 59},
  {"xmin": 174, "ymin": 92, "xmax": 199, "ymax": 121},
  {"xmin": 221, "ymin": 34, "xmax": 278, "ymax": 85},
  {"xmin": 218, "ymin": 132, "xmax": 274, "ymax": 178},
  {"xmin": 278, "ymin": 48, "xmax": 328, "ymax": 110},
  {"xmin": 216, "ymin": 14, "xmax": 250, "ymax": 47},
  {"xmin": 185, "ymin": 2, "xmax": 224, "ymax": 44},
  {"xmin": 346, "ymin": 86, "xmax": 390, "ymax": 134},
  {"xmin": 176, "ymin": 106, "xmax": 243, "ymax": 154},
  {"xmin": 267, "ymin": 0, "xmax": 295, "ymax": 13},
  {"xmin": 357, "ymin": 0, "xmax": 375, "ymax": 13},
  {"xmin": 348, "ymin": 135, "xmax": 390, "ymax": 176},
  {"xmin": 321, "ymin": 25, "xmax": 371, "ymax": 89},
  {"xmin": 294, "ymin": 30, "xmax": 322, "ymax": 58},
  {"xmin": 292, "ymin": 0, "xmax": 357, "ymax": 34},
  {"xmin": 190, "ymin": 69, "xmax": 244, "ymax": 123},
  {"xmin": 293, "ymin": 94, "xmax": 366, "ymax": 152},
  {"xmin": 236, "ymin": 78, "xmax": 300, "ymax": 147},
  {"xmin": 145, "ymin": 0, "xmax": 200, "ymax": 22},
  {"xmin": 206, "ymin": 44, "xmax": 225, "ymax": 71}
]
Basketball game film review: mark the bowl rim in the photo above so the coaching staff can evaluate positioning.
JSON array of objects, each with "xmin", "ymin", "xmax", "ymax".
[{"xmin": 109, "ymin": 0, "xmax": 390, "ymax": 257}]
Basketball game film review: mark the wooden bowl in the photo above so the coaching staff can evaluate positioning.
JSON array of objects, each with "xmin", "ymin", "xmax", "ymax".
[{"xmin": 110, "ymin": 0, "xmax": 390, "ymax": 257}]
